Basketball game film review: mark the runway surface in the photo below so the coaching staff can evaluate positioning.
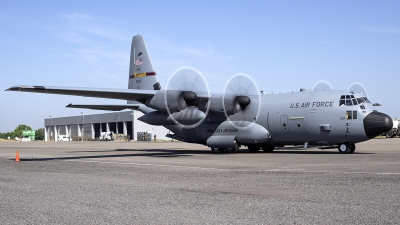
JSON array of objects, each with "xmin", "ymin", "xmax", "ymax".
[{"xmin": 1, "ymin": 139, "xmax": 399, "ymax": 224}]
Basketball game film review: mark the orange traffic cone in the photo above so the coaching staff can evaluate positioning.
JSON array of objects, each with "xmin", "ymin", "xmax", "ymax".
[{"xmin": 15, "ymin": 150, "xmax": 20, "ymax": 162}]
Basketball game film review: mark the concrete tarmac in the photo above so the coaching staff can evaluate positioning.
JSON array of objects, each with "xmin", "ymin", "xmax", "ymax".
[{"xmin": 1, "ymin": 139, "xmax": 399, "ymax": 224}]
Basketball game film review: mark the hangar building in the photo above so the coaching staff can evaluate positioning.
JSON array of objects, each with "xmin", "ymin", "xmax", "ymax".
[{"xmin": 44, "ymin": 110, "xmax": 170, "ymax": 142}]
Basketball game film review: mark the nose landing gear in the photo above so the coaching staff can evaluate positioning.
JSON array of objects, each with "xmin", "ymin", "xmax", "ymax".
[{"xmin": 337, "ymin": 142, "xmax": 355, "ymax": 154}]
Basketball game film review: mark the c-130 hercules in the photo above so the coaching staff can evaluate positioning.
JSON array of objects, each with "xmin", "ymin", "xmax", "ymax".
[{"xmin": 6, "ymin": 35, "xmax": 393, "ymax": 154}]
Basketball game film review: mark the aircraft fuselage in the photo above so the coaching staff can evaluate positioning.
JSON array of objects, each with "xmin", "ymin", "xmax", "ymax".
[{"xmin": 165, "ymin": 90, "xmax": 391, "ymax": 149}]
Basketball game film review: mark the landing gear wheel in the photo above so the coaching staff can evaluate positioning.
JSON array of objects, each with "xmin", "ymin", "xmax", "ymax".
[
  {"xmin": 248, "ymin": 145, "xmax": 260, "ymax": 153},
  {"xmin": 349, "ymin": 143, "xmax": 356, "ymax": 154},
  {"xmin": 338, "ymin": 143, "xmax": 351, "ymax": 154},
  {"xmin": 226, "ymin": 143, "xmax": 239, "ymax": 153},
  {"xmin": 211, "ymin": 147, "xmax": 223, "ymax": 154},
  {"xmin": 262, "ymin": 145, "xmax": 275, "ymax": 153}
]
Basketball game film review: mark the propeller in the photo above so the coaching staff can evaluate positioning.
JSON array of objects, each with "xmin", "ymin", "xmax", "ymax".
[
  {"xmin": 222, "ymin": 74, "xmax": 261, "ymax": 129},
  {"xmin": 164, "ymin": 68, "xmax": 210, "ymax": 128},
  {"xmin": 312, "ymin": 80, "xmax": 334, "ymax": 91},
  {"xmin": 348, "ymin": 82, "xmax": 368, "ymax": 97},
  {"xmin": 312, "ymin": 81, "xmax": 369, "ymax": 98}
]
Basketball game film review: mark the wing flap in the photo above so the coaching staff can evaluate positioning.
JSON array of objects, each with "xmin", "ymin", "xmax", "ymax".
[{"xmin": 6, "ymin": 85, "xmax": 156, "ymax": 101}]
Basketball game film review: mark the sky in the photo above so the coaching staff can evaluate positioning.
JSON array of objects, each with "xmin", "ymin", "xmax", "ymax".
[{"xmin": 1, "ymin": 0, "xmax": 399, "ymax": 132}]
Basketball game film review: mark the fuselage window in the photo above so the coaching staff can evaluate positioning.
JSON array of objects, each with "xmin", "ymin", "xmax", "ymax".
[
  {"xmin": 345, "ymin": 110, "xmax": 358, "ymax": 119},
  {"xmin": 353, "ymin": 110, "xmax": 357, "ymax": 119},
  {"xmin": 346, "ymin": 111, "xmax": 353, "ymax": 119},
  {"xmin": 363, "ymin": 97, "xmax": 371, "ymax": 103}
]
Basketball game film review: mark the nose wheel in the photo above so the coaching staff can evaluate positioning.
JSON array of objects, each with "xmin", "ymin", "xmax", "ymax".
[{"xmin": 338, "ymin": 142, "xmax": 355, "ymax": 154}]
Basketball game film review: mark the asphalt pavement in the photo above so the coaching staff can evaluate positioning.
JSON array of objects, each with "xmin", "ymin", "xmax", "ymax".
[{"xmin": 0, "ymin": 139, "xmax": 399, "ymax": 224}]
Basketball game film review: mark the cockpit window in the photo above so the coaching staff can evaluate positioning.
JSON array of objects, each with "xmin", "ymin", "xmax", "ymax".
[
  {"xmin": 357, "ymin": 97, "xmax": 371, "ymax": 104},
  {"xmin": 350, "ymin": 95, "xmax": 358, "ymax": 105},
  {"xmin": 356, "ymin": 97, "xmax": 370, "ymax": 109},
  {"xmin": 339, "ymin": 95, "xmax": 363, "ymax": 106},
  {"xmin": 339, "ymin": 95, "xmax": 345, "ymax": 106},
  {"xmin": 340, "ymin": 95, "xmax": 356, "ymax": 106}
]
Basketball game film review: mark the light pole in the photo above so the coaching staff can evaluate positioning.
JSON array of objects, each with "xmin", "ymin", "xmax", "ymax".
[
  {"xmin": 131, "ymin": 111, "xmax": 134, "ymax": 141},
  {"xmin": 81, "ymin": 112, "xmax": 84, "ymax": 142},
  {"xmin": 49, "ymin": 115, "xmax": 52, "ymax": 142}
]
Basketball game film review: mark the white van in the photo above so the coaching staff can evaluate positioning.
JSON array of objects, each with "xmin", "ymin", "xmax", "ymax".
[
  {"xmin": 58, "ymin": 136, "xmax": 70, "ymax": 142},
  {"xmin": 99, "ymin": 132, "xmax": 113, "ymax": 141}
]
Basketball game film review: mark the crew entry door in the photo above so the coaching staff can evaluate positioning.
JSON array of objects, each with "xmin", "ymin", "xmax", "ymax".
[{"xmin": 339, "ymin": 95, "xmax": 359, "ymax": 140}]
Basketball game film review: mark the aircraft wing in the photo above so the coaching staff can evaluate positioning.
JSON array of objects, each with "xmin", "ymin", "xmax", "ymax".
[
  {"xmin": 65, "ymin": 103, "xmax": 155, "ymax": 114},
  {"xmin": 65, "ymin": 104, "xmax": 140, "ymax": 111},
  {"xmin": 6, "ymin": 85, "xmax": 156, "ymax": 101}
]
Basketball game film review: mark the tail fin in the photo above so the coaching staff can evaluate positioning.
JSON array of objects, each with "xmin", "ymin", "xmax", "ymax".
[{"xmin": 128, "ymin": 35, "xmax": 161, "ymax": 91}]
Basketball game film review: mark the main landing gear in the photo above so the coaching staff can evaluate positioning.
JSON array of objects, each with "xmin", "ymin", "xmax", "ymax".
[
  {"xmin": 247, "ymin": 145, "xmax": 275, "ymax": 153},
  {"xmin": 211, "ymin": 143, "xmax": 239, "ymax": 154},
  {"xmin": 337, "ymin": 142, "xmax": 355, "ymax": 154}
]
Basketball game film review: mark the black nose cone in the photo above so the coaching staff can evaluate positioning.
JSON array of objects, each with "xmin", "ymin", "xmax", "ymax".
[{"xmin": 363, "ymin": 112, "xmax": 393, "ymax": 139}]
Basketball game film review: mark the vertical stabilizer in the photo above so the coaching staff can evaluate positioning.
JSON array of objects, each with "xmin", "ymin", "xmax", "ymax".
[
  {"xmin": 128, "ymin": 35, "xmax": 161, "ymax": 104},
  {"xmin": 128, "ymin": 35, "xmax": 161, "ymax": 91}
]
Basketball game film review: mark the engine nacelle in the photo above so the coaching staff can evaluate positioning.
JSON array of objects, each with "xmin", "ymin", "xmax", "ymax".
[
  {"xmin": 138, "ymin": 107, "xmax": 205, "ymax": 126},
  {"xmin": 208, "ymin": 94, "xmax": 251, "ymax": 116},
  {"xmin": 145, "ymin": 90, "xmax": 196, "ymax": 113}
]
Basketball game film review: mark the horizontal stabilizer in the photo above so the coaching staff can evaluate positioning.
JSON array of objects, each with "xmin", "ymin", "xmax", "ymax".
[{"xmin": 6, "ymin": 85, "xmax": 156, "ymax": 101}]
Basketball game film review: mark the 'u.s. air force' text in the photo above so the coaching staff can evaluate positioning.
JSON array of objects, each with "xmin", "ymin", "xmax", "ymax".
[{"xmin": 290, "ymin": 101, "xmax": 334, "ymax": 108}]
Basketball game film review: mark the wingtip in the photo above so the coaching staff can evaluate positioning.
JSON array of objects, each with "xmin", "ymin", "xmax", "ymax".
[{"xmin": 6, "ymin": 85, "xmax": 24, "ymax": 91}]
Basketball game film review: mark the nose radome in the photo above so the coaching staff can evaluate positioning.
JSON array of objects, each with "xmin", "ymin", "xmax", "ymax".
[{"xmin": 363, "ymin": 112, "xmax": 393, "ymax": 139}]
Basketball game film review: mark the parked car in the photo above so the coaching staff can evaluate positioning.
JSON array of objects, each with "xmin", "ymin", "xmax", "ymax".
[
  {"xmin": 58, "ymin": 136, "xmax": 70, "ymax": 141},
  {"xmin": 99, "ymin": 132, "xmax": 114, "ymax": 141}
]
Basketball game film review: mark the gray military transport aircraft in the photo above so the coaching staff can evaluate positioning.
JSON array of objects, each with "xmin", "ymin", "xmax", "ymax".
[{"xmin": 6, "ymin": 35, "xmax": 393, "ymax": 154}]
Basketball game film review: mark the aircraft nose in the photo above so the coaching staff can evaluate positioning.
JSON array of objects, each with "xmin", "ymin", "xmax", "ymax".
[{"xmin": 363, "ymin": 111, "xmax": 393, "ymax": 139}]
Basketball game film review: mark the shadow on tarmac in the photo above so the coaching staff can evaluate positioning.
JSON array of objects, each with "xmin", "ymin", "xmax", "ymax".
[
  {"xmin": 17, "ymin": 148, "xmax": 208, "ymax": 161},
  {"xmin": 14, "ymin": 147, "xmax": 373, "ymax": 162}
]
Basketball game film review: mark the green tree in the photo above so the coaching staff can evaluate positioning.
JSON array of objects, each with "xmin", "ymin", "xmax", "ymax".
[
  {"xmin": 35, "ymin": 128, "xmax": 45, "ymax": 140},
  {"xmin": 13, "ymin": 124, "xmax": 32, "ymax": 138}
]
